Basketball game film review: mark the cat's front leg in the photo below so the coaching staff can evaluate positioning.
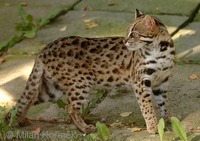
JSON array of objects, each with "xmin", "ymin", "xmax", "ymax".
[{"xmin": 133, "ymin": 75, "xmax": 158, "ymax": 134}]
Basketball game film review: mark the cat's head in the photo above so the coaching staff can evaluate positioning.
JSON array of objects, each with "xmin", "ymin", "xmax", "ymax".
[{"xmin": 124, "ymin": 9, "xmax": 170, "ymax": 51}]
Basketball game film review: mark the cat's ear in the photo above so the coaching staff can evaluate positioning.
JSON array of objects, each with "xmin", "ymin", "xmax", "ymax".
[
  {"xmin": 135, "ymin": 9, "xmax": 144, "ymax": 19},
  {"xmin": 144, "ymin": 15, "xmax": 156, "ymax": 31}
]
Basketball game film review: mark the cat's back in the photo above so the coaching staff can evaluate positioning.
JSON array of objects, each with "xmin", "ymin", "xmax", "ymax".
[{"xmin": 37, "ymin": 36, "xmax": 131, "ymax": 68}]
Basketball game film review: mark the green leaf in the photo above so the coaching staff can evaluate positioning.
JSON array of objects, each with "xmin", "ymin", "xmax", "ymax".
[
  {"xmin": 0, "ymin": 34, "xmax": 23, "ymax": 52},
  {"xmin": 0, "ymin": 106, "xmax": 6, "ymax": 119},
  {"xmin": 54, "ymin": 99, "xmax": 66, "ymax": 109},
  {"xmin": 17, "ymin": 5, "xmax": 28, "ymax": 23},
  {"xmin": 158, "ymin": 118, "xmax": 165, "ymax": 141},
  {"xmin": 8, "ymin": 106, "xmax": 18, "ymax": 126},
  {"xmin": 171, "ymin": 117, "xmax": 188, "ymax": 141},
  {"xmin": 25, "ymin": 15, "xmax": 33, "ymax": 23},
  {"xmin": 24, "ymin": 26, "xmax": 37, "ymax": 38},
  {"xmin": 96, "ymin": 122, "xmax": 110, "ymax": 141},
  {"xmin": 81, "ymin": 89, "xmax": 105, "ymax": 118},
  {"xmin": 84, "ymin": 132, "xmax": 98, "ymax": 141}
]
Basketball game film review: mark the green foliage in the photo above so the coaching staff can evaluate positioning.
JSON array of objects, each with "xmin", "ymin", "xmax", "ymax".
[
  {"xmin": 171, "ymin": 117, "xmax": 188, "ymax": 141},
  {"xmin": 0, "ymin": 5, "xmax": 64, "ymax": 52},
  {"xmin": 0, "ymin": 106, "xmax": 17, "ymax": 141},
  {"xmin": 84, "ymin": 122, "xmax": 111, "ymax": 141},
  {"xmin": 158, "ymin": 117, "xmax": 188, "ymax": 141},
  {"xmin": 0, "ymin": 34, "xmax": 23, "ymax": 53},
  {"xmin": 16, "ymin": 5, "xmax": 38, "ymax": 38},
  {"xmin": 158, "ymin": 118, "xmax": 165, "ymax": 141},
  {"xmin": 0, "ymin": 106, "xmax": 9, "ymax": 141},
  {"xmin": 54, "ymin": 99, "xmax": 66, "ymax": 109},
  {"xmin": 81, "ymin": 89, "xmax": 106, "ymax": 120}
]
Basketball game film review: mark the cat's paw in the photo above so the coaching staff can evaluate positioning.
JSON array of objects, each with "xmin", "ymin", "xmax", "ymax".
[
  {"xmin": 18, "ymin": 118, "xmax": 32, "ymax": 127},
  {"xmin": 82, "ymin": 124, "xmax": 96, "ymax": 134},
  {"xmin": 147, "ymin": 124, "xmax": 158, "ymax": 134}
]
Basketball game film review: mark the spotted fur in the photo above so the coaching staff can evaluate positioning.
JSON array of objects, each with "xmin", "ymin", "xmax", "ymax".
[{"xmin": 5, "ymin": 9, "xmax": 175, "ymax": 134}]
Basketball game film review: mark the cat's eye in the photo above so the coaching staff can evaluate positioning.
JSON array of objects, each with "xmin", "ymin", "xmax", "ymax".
[{"xmin": 129, "ymin": 32, "xmax": 137, "ymax": 38}]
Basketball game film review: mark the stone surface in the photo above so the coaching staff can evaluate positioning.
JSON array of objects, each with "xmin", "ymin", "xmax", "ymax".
[
  {"xmin": 0, "ymin": 0, "xmax": 200, "ymax": 140},
  {"xmin": 173, "ymin": 21, "xmax": 200, "ymax": 61},
  {"xmin": 0, "ymin": 0, "xmax": 79, "ymax": 42},
  {"xmin": 194, "ymin": 8, "xmax": 200, "ymax": 21},
  {"xmin": 74, "ymin": 0, "xmax": 199, "ymax": 15}
]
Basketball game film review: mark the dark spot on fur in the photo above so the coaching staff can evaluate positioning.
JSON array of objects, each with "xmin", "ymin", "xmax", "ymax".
[
  {"xmin": 90, "ymin": 48, "xmax": 97, "ymax": 53},
  {"xmin": 82, "ymin": 64, "xmax": 87, "ymax": 68},
  {"xmin": 143, "ymin": 94, "xmax": 150, "ymax": 98},
  {"xmin": 71, "ymin": 97, "xmax": 78, "ymax": 101},
  {"xmin": 67, "ymin": 49, "xmax": 74, "ymax": 56},
  {"xmin": 145, "ymin": 51, "xmax": 150, "ymax": 55},
  {"xmin": 106, "ymin": 53, "xmax": 114, "ymax": 59},
  {"xmin": 163, "ymin": 67, "xmax": 169, "ymax": 71},
  {"xmin": 79, "ymin": 96, "xmax": 84, "ymax": 100},
  {"xmin": 156, "ymin": 55, "xmax": 166, "ymax": 59},
  {"xmin": 103, "ymin": 44, "xmax": 108, "ymax": 48},
  {"xmin": 160, "ymin": 41, "xmax": 169, "ymax": 47},
  {"xmin": 81, "ymin": 41, "xmax": 89, "ymax": 49},
  {"xmin": 170, "ymin": 50, "xmax": 175, "ymax": 55},
  {"xmin": 59, "ymin": 52, "xmax": 65, "ymax": 58},
  {"xmin": 124, "ymin": 78, "xmax": 129, "ymax": 82},
  {"xmin": 116, "ymin": 55, "xmax": 120, "ymax": 59},
  {"xmin": 79, "ymin": 50, "xmax": 84, "ymax": 56},
  {"xmin": 75, "ymin": 92, "xmax": 80, "ymax": 96},
  {"xmin": 120, "ymin": 60, "xmax": 125, "ymax": 69},
  {"xmin": 162, "ymin": 77, "xmax": 169, "ymax": 83},
  {"xmin": 158, "ymin": 102, "xmax": 165, "ymax": 107},
  {"xmin": 107, "ymin": 76, "xmax": 114, "ymax": 82},
  {"xmin": 153, "ymin": 89, "xmax": 161, "ymax": 96},
  {"xmin": 25, "ymin": 85, "xmax": 29, "ymax": 90},
  {"xmin": 110, "ymin": 46, "xmax": 117, "ymax": 51},
  {"xmin": 31, "ymin": 82, "xmax": 36, "ymax": 86},
  {"xmin": 71, "ymin": 38, "xmax": 79, "ymax": 45},
  {"xmin": 68, "ymin": 68, "xmax": 73, "ymax": 72},
  {"xmin": 143, "ymin": 80, "xmax": 151, "ymax": 87},
  {"xmin": 58, "ymin": 63, "xmax": 63, "ymax": 68},
  {"xmin": 75, "ymin": 63, "xmax": 80, "ymax": 69},
  {"xmin": 126, "ymin": 58, "xmax": 132, "ymax": 70},
  {"xmin": 86, "ymin": 76, "xmax": 92, "ymax": 80},
  {"xmin": 56, "ymin": 67, "xmax": 60, "ymax": 71},
  {"xmin": 25, "ymin": 95, "xmax": 31, "ymax": 99},
  {"xmin": 47, "ymin": 92, "xmax": 55, "ymax": 99},
  {"xmin": 75, "ymin": 53, "xmax": 79, "ymax": 59},
  {"xmin": 112, "ymin": 68, "xmax": 120, "ymax": 74},
  {"xmin": 147, "ymin": 60, "xmax": 157, "ymax": 64},
  {"xmin": 145, "ymin": 68, "xmax": 155, "ymax": 75}
]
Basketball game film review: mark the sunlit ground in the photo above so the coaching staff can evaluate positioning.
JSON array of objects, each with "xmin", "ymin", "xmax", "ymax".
[
  {"xmin": 0, "ymin": 59, "xmax": 34, "ymax": 107},
  {"xmin": 172, "ymin": 28, "xmax": 196, "ymax": 40}
]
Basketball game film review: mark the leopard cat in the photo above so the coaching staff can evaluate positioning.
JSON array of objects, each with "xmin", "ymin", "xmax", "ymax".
[{"xmin": 5, "ymin": 9, "xmax": 175, "ymax": 134}]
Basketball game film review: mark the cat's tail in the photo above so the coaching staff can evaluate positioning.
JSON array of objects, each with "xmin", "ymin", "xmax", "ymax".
[{"xmin": 4, "ymin": 56, "xmax": 44, "ymax": 126}]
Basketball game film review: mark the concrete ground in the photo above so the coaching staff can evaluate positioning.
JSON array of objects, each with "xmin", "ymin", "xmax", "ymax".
[{"xmin": 0, "ymin": 0, "xmax": 200, "ymax": 141}]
